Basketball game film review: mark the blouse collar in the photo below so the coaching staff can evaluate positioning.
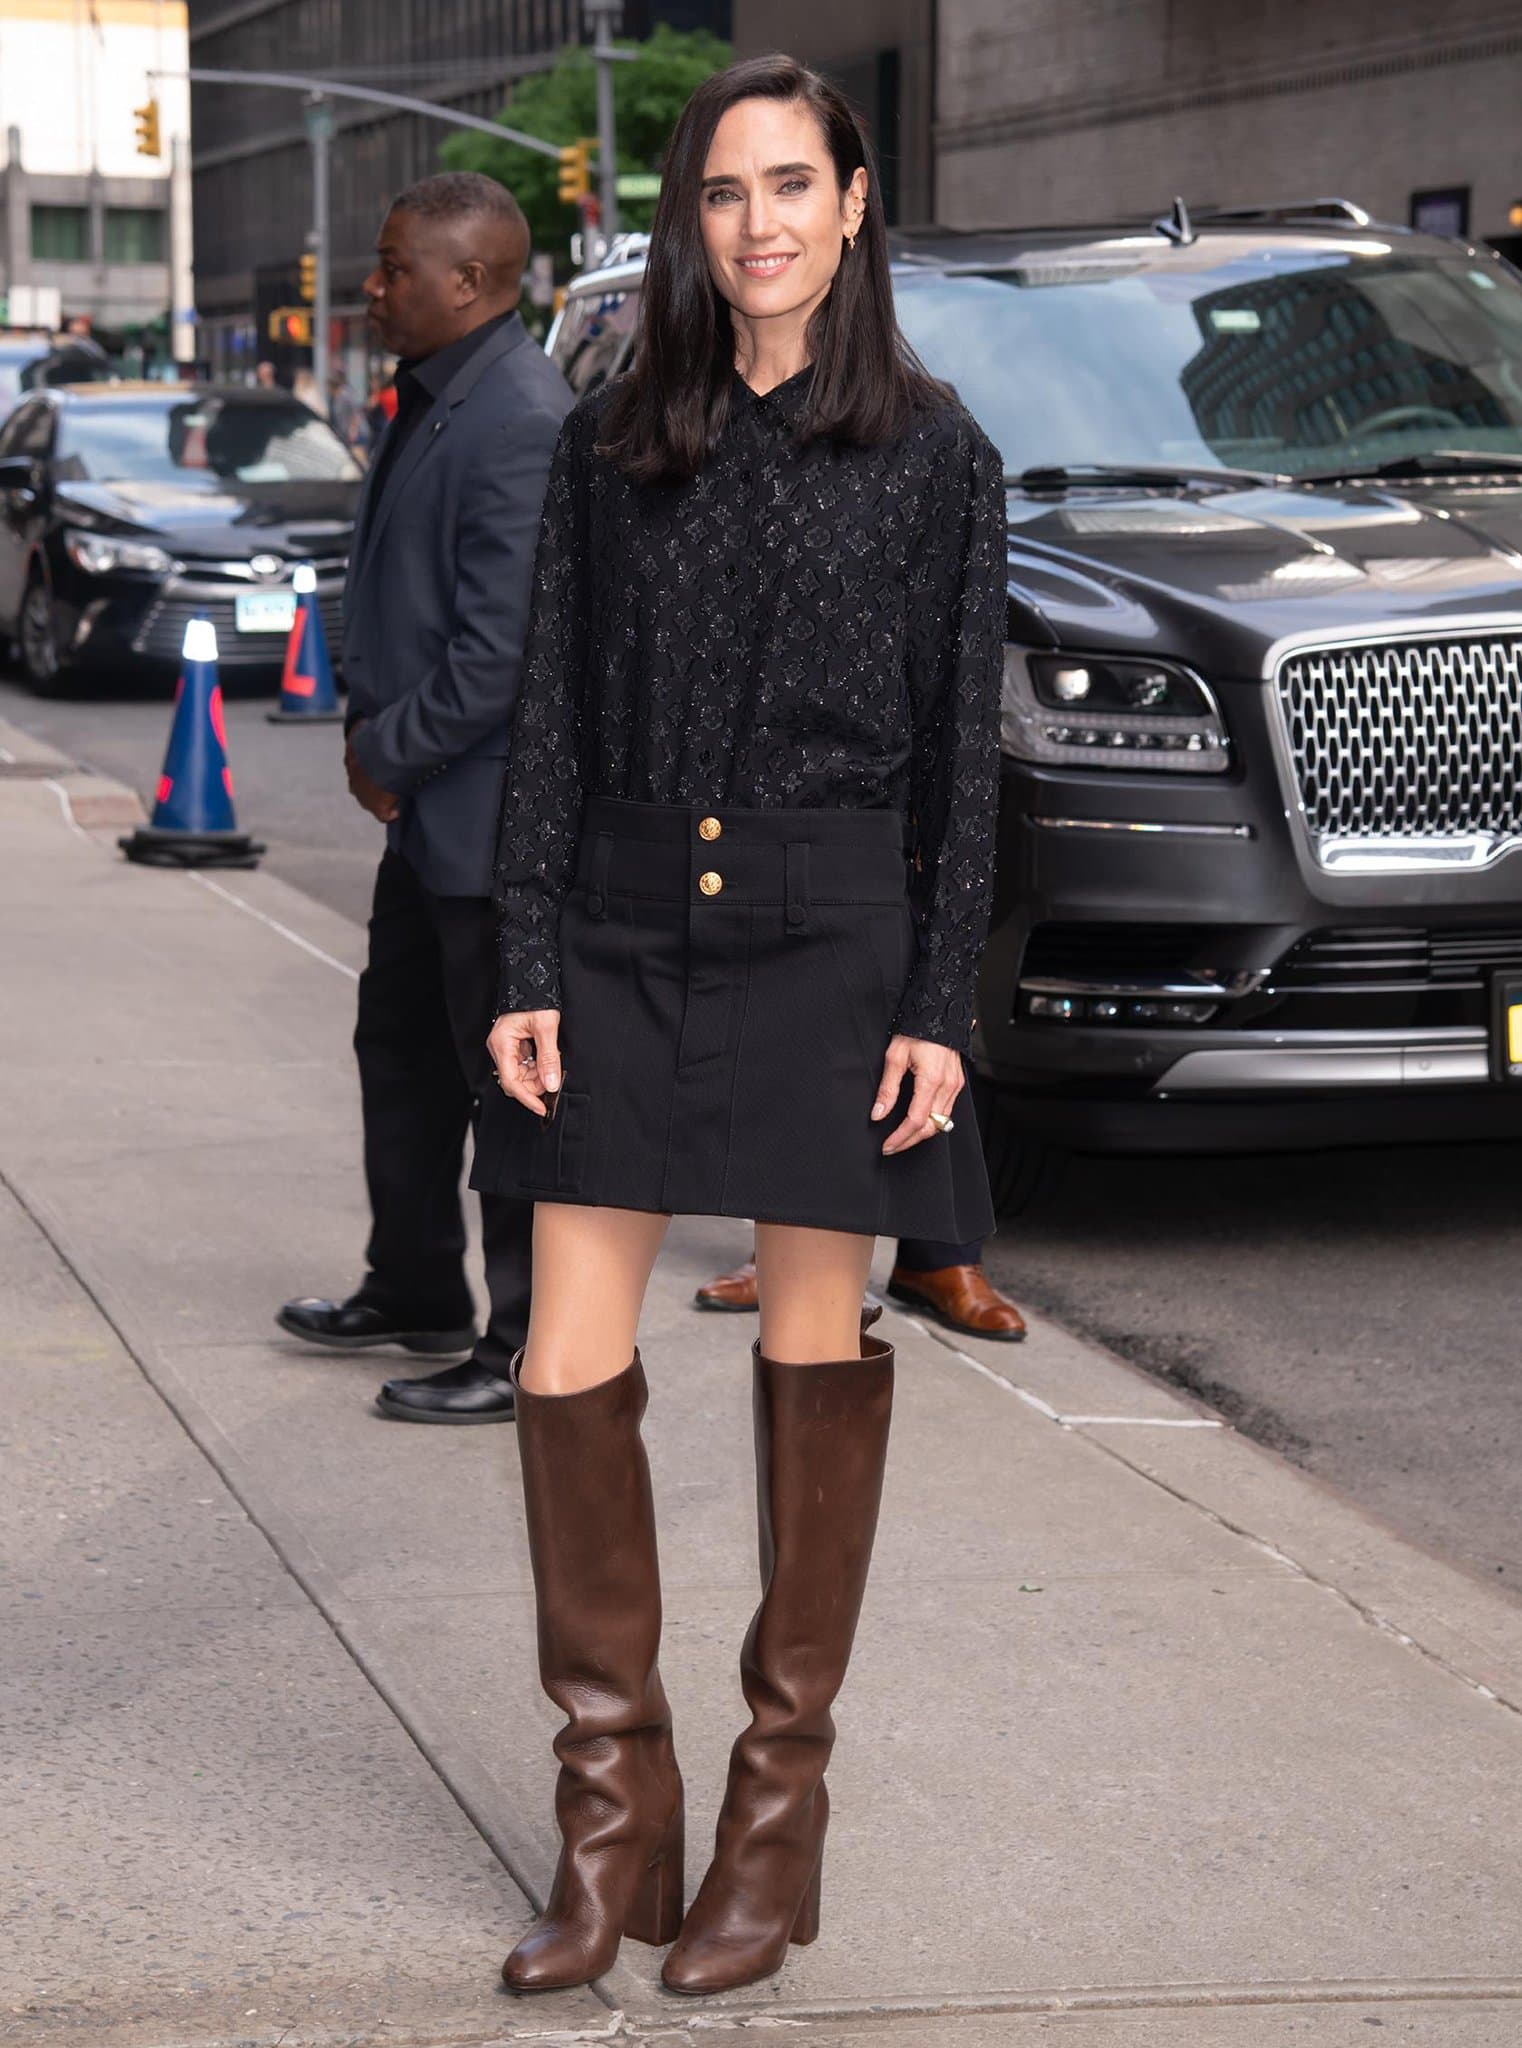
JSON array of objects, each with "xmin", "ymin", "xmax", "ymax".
[{"xmin": 730, "ymin": 360, "xmax": 816, "ymax": 420}]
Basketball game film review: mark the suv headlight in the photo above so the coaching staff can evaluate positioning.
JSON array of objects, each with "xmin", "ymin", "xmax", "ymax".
[
  {"xmin": 1002, "ymin": 648, "xmax": 1231, "ymax": 773},
  {"xmin": 65, "ymin": 529, "xmax": 173, "ymax": 577}
]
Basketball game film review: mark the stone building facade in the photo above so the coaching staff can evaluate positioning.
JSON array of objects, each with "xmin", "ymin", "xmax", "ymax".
[
  {"xmin": 735, "ymin": 1, "xmax": 1522, "ymax": 254},
  {"xmin": 0, "ymin": 0, "xmax": 192, "ymax": 348}
]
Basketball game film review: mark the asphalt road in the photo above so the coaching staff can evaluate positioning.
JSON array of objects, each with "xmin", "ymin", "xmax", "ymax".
[{"xmin": 6, "ymin": 658, "xmax": 1521, "ymax": 1601}]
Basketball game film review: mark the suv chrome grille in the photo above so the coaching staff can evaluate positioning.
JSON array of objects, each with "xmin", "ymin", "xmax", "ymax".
[{"xmin": 1276, "ymin": 634, "xmax": 1522, "ymax": 868}]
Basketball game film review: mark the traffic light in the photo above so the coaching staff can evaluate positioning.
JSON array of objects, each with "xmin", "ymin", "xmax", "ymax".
[
  {"xmin": 267, "ymin": 307, "xmax": 312, "ymax": 346},
  {"xmin": 299, "ymin": 251, "xmax": 317, "ymax": 303},
  {"xmin": 134, "ymin": 97, "xmax": 161, "ymax": 158},
  {"xmin": 558, "ymin": 139, "xmax": 593, "ymax": 205}
]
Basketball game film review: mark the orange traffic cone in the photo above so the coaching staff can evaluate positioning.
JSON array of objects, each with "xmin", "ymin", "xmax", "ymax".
[
  {"xmin": 120, "ymin": 618, "xmax": 264, "ymax": 868},
  {"xmin": 266, "ymin": 563, "xmax": 342, "ymax": 723}
]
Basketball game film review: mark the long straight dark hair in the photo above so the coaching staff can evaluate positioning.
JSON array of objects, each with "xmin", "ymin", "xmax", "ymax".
[{"xmin": 598, "ymin": 53, "xmax": 949, "ymax": 485}]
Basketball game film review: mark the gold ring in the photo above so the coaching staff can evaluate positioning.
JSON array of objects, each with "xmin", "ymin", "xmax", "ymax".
[{"xmin": 928, "ymin": 1111, "xmax": 954, "ymax": 1134}]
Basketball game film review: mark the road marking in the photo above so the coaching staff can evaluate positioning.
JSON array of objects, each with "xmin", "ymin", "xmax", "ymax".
[
  {"xmin": 879, "ymin": 1308, "xmax": 1225, "ymax": 1429},
  {"xmin": 44, "ymin": 778, "xmax": 90, "ymax": 843},
  {"xmin": 1062, "ymin": 1415, "xmax": 1226, "ymax": 1428},
  {"xmin": 189, "ymin": 873, "xmax": 360, "ymax": 981}
]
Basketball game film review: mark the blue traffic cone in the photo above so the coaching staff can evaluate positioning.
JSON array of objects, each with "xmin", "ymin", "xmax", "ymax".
[
  {"xmin": 266, "ymin": 563, "xmax": 342, "ymax": 723},
  {"xmin": 120, "ymin": 617, "xmax": 264, "ymax": 868}
]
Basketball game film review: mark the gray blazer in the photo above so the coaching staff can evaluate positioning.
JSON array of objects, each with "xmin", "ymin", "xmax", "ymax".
[{"xmin": 343, "ymin": 312, "xmax": 573, "ymax": 896}]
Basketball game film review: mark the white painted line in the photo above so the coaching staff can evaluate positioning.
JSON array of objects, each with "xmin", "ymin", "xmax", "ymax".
[
  {"xmin": 44, "ymin": 778, "xmax": 91, "ymax": 843},
  {"xmin": 912, "ymin": 1320, "xmax": 1063, "ymax": 1420},
  {"xmin": 882, "ymin": 1307, "xmax": 1227, "ymax": 1432},
  {"xmin": 1062, "ymin": 1415, "xmax": 1226, "ymax": 1428},
  {"xmin": 189, "ymin": 873, "xmax": 360, "ymax": 981}
]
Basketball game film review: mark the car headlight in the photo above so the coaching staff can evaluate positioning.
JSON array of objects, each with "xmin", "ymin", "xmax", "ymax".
[
  {"xmin": 1001, "ymin": 648, "xmax": 1231, "ymax": 773},
  {"xmin": 65, "ymin": 529, "xmax": 173, "ymax": 576}
]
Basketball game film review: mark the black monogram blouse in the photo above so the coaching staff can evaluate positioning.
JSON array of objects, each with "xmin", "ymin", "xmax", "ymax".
[{"xmin": 493, "ymin": 365, "xmax": 1007, "ymax": 1050}]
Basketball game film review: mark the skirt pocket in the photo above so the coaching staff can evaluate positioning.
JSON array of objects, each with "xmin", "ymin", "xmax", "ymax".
[
  {"xmin": 520, "ymin": 1091, "xmax": 592, "ymax": 1196},
  {"xmin": 823, "ymin": 907, "xmax": 905, "ymax": 1080}
]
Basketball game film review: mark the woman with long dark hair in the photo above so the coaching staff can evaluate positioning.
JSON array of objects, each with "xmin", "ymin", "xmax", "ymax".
[{"xmin": 475, "ymin": 53, "xmax": 1006, "ymax": 1997}]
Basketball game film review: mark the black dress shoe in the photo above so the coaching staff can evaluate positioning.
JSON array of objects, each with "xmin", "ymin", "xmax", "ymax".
[
  {"xmin": 276, "ymin": 1294, "xmax": 476, "ymax": 1355},
  {"xmin": 375, "ymin": 1360, "xmax": 517, "ymax": 1424}
]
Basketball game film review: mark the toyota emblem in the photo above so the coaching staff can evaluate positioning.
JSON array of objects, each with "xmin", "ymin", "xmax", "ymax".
[{"xmin": 250, "ymin": 553, "xmax": 283, "ymax": 579}]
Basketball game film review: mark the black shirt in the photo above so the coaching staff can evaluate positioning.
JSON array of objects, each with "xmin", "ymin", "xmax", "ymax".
[
  {"xmin": 494, "ymin": 366, "xmax": 1007, "ymax": 1051},
  {"xmin": 368, "ymin": 310, "xmax": 516, "ymax": 502}
]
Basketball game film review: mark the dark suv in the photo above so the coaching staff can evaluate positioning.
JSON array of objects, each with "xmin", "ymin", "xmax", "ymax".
[{"xmin": 550, "ymin": 203, "xmax": 1522, "ymax": 1205}]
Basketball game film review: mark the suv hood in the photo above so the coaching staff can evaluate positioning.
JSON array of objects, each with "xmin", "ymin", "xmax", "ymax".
[
  {"xmin": 57, "ymin": 476, "xmax": 359, "ymax": 553},
  {"xmin": 1005, "ymin": 478, "xmax": 1522, "ymax": 674}
]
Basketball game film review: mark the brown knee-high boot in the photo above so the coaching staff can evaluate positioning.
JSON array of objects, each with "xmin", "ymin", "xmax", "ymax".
[
  {"xmin": 502, "ymin": 1351, "xmax": 684, "ymax": 1993},
  {"xmin": 662, "ymin": 1333, "xmax": 894, "ymax": 1995}
]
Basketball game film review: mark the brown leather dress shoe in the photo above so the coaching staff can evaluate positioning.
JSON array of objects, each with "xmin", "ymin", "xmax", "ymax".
[
  {"xmin": 693, "ymin": 1257, "xmax": 758, "ymax": 1312},
  {"xmin": 885, "ymin": 1263, "xmax": 1027, "ymax": 1342}
]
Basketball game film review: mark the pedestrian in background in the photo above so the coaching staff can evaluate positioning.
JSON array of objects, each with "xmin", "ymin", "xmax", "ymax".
[
  {"xmin": 254, "ymin": 359, "xmax": 277, "ymax": 389},
  {"xmin": 277, "ymin": 171, "xmax": 572, "ymax": 1423},
  {"xmin": 478, "ymin": 56, "xmax": 1004, "ymax": 1996}
]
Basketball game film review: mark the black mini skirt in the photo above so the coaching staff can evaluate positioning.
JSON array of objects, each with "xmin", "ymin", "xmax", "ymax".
[{"xmin": 471, "ymin": 797, "xmax": 995, "ymax": 1241}]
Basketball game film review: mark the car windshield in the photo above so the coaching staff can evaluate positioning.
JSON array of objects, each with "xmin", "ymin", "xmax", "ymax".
[
  {"xmin": 891, "ymin": 243, "xmax": 1522, "ymax": 479},
  {"xmin": 53, "ymin": 395, "xmax": 362, "ymax": 485}
]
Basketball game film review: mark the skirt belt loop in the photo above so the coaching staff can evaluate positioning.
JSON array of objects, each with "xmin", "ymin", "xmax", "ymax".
[
  {"xmin": 587, "ymin": 832, "xmax": 614, "ymax": 920},
  {"xmin": 784, "ymin": 841, "xmax": 810, "ymax": 937}
]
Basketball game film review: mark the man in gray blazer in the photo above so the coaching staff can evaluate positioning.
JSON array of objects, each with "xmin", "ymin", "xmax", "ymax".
[{"xmin": 278, "ymin": 172, "xmax": 572, "ymax": 1423}]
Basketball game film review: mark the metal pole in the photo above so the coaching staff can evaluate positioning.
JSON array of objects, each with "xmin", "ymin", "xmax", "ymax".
[
  {"xmin": 305, "ymin": 94, "xmax": 334, "ymax": 406},
  {"xmin": 168, "ymin": 132, "xmax": 196, "ymax": 366},
  {"xmin": 586, "ymin": 0, "xmax": 621, "ymax": 249}
]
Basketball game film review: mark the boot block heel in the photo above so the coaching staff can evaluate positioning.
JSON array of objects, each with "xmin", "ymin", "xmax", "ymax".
[
  {"xmin": 624, "ymin": 1809, "xmax": 685, "ymax": 1948},
  {"xmin": 789, "ymin": 1848, "xmax": 823, "ymax": 1947}
]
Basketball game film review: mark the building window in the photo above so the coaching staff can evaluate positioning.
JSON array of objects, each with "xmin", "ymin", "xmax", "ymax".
[
  {"xmin": 1410, "ymin": 187, "xmax": 1470, "ymax": 239},
  {"xmin": 105, "ymin": 207, "xmax": 167, "ymax": 264},
  {"xmin": 31, "ymin": 205, "xmax": 90, "ymax": 261}
]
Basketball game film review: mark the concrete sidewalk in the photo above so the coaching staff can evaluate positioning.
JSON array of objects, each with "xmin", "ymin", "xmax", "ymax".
[{"xmin": 3, "ymin": 717, "xmax": 1521, "ymax": 2048}]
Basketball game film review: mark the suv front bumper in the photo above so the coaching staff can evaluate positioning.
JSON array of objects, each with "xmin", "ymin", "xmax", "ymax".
[{"xmin": 975, "ymin": 684, "xmax": 1522, "ymax": 1148}]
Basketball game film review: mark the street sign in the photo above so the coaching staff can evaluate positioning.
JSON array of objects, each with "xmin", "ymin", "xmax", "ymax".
[{"xmin": 616, "ymin": 173, "xmax": 661, "ymax": 200}]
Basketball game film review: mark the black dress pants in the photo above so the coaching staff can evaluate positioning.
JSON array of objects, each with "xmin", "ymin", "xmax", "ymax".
[
  {"xmin": 354, "ymin": 849, "xmax": 532, "ymax": 1373},
  {"xmin": 897, "ymin": 1236, "xmax": 985, "ymax": 1270}
]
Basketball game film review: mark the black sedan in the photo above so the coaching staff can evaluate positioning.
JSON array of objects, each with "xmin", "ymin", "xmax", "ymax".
[{"xmin": 0, "ymin": 382, "xmax": 360, "ymax": 689}]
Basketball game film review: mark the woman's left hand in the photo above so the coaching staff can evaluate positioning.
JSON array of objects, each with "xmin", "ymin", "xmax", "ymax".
[{"xmin": 871, "ymin": 1035, "xmax": 965, "ymax": 1155}]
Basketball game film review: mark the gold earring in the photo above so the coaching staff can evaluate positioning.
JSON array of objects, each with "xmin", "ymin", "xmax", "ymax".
[{"xmin": 845, "ymin": 227, "xmax": 857, "ymax": 250}]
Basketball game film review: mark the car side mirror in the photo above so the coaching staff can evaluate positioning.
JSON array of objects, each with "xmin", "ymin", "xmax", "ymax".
[{"xmin": 0, "ymin": 455, "xmax": 39, "ymax": 496}]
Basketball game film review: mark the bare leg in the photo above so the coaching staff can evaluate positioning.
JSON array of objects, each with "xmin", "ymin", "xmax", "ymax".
[
  {"xmin": 754, "ymin": 1222, "xmax": 874, "ymax": 1364},
  {"xmin": 520, "ymin": 1202, "xmax": 671, "ymax": 1394}
]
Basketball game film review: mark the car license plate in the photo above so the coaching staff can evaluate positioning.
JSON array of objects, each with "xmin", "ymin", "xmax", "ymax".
[
  {"xmin": 234, "ymin": 589, "xmax": 297, "ymax": 634},
  {"xmin": 1491, "ymin": 971, "xmax": 1522, "ymax": 1083}
]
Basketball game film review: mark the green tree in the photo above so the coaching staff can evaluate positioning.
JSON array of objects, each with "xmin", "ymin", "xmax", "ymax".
[{"xmin": 441, "ymin": 24, "xmax": 730, "ymax": 265}]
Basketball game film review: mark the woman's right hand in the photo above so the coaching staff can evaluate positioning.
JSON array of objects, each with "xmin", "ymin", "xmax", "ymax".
[{"xmin": 487, "ymin": 1009, "xmax": 563, "ymax": 1116}]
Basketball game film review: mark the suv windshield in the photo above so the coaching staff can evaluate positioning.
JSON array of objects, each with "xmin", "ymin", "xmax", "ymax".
[
  {"xmin": 54, "ymin": 395, "xmax": 362, "ymax": 485},
  {"xmin": 892, "ymin": 244, "xmax": 1522, "ymax": 479}
]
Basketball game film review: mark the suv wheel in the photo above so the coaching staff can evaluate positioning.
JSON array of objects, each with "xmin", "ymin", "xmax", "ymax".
[
  {"xmin": 18, "ymin": 571, "xmax": 64, "ymax": 691},
  {"xmin": 971, "ymin": 1073, "xmax": 1067, "ymax": 1216}
]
